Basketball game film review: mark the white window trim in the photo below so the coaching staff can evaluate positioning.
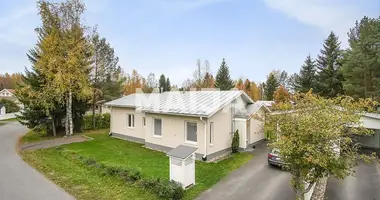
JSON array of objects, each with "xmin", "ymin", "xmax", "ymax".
[
  {"xmin": 142, "ymin": 117, "xmax": 146, "ymax": 127},
  {"xmin": 153, "ymin": 118, "xmax": 163, "ymax": 138},
  {"xmin": 185, "ymin": 121, "xmax": 198, "ymax": 145},
  {"xmin": 127, "ymin": 114, "xmax": 135, "ymax": 129}
]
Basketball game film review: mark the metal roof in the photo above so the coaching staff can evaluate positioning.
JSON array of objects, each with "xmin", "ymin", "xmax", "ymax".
[
  {"xmin": 255, "ymin": 100, "xmax": 275, "ymax": 107},
  {"xmin": 104, "ymin": 93, "xmax": 160, "ymax": 108},
  {"xmin": 141, "ymin": 91, "xmax": 253, "ymax": 117},
  {"xmin": 234, "ymin": 101, "xmax": 271, "ymax": 119},
  {"xmin": 166, "ymin": 145, "xmax": 198, "ymax": 159},
  {"xmin": 105, "ymin": 90, "xmax": 254, "ymax": 117}
]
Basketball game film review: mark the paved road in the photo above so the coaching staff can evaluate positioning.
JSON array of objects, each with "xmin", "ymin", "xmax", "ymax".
[
  {"xmin": 197, "ymin": 142, "xmax": 296, "ymax": 200},
  {"xmin": 197, "ymin": 142, "xmax": 380, "ymax": 200},
  {"xmin": 0, "ymin": 122, "xmax": 75, "ymax": 200}
]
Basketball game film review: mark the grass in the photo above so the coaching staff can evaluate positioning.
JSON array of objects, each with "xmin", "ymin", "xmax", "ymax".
[
  {"xmin": 0, "ymin": 117, "xmax": 18, "ymax": 122},
  {"xmin": 0, "ymin": 117, "xmax": 18, "ymax": 126},
  {"xmin": 21, "ymin": 130, "xmax": 55, "ymax": 144},
  {"xmin": 22, "ymin": 130, "xmax": 253, "ymax": 200}
]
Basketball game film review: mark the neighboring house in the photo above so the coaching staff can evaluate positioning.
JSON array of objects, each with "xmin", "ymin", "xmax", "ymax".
[
  {"xmin": 0, "ymin": 89, "xmax": 23, "ymax": 109},
  {"xmin": 256, "ymin": 100, "xmax": 275, "ymax": 108},
  {"xmin": 357, "ymin": 113, "xmax": 380, "ymax": 151},
  {"xmin": 0, "ymin": 104, "xmax": 6, "ymax": 115},
  {"xmin": 105, "ymin": 91, "xmax": 270, "ymax": 161}
]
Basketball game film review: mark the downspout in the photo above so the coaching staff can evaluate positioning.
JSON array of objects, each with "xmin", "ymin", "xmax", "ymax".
[{"xmin": 200, "ymin": 116, "xmax": 207, "ymax": 161}]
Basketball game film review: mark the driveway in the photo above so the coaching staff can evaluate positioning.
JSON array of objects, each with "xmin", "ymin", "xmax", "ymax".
[
  {"xmin": 197, "ymin": 142, "xmax": 380, "ymax": 200},
  {"xmin": 0, "ymin": 121, "xmax": 75, "ymax": 200},
  {"xmin": 196, "ymin": 142, "xmax": 296, "ymax": 200},
  {"xmin": 325, "ymin": 161, "xmax": 380, "ymax": 200}
]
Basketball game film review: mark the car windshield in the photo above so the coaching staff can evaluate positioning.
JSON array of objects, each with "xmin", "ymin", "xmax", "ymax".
[{"xmin": 271, "ymin": 148, "xmax": 280, "ymax": 155}]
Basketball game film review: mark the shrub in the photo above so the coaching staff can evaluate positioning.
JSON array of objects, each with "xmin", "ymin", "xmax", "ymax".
[
  {"xmin": 139, "ymin": 177, "xmax": 160, "ymax": 189},
  {"xmin": 105, "ymin": 166, "xmax": 122, "ymax": 176},
  {"xmin": 231, "ymin": 130, "xmax": 240, "ymax": 153},
  {"xmin": 154, "ymin": 180, "xmax": 184, "ymax": 200},
  {"xmin": 128, "ymin": 168, "xmax": 142, "ymax": 181},
  {"xmin": 83, "ymin": 113, "xmax": 110, "ymax": 130},
  {"xmin": 84, "ymin": 158, "xmax": 97, "ymax": 166},
  {"xmin": 0, "ymin": 99, "xmax": 20, "ymax": 113}
]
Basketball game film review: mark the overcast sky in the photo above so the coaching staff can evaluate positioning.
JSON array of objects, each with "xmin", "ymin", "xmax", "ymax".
[{"xmin": 0, "ymin": 0, "xmax": 379, "ymax": 85}]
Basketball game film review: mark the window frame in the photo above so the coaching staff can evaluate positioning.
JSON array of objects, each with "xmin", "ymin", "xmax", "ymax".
[
  {"xmin": 142, "ymin": 117, "xmax": 146, "ymax": 127},
  {"xmin": 127, "ymin": 114, "xmax": 135, "ymax": 128},
  {"xmin": 185, "ymin": 121, "xmax": 198, "ymax": 145},
  {"xmin": 153, "ymin": 118, "xmax": 163, "ymax": 138}
]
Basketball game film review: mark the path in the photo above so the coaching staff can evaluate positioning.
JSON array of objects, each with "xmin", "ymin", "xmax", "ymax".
[{"xmin": 0, "ymin": 121, "xmax": 75, "ymax": 200}]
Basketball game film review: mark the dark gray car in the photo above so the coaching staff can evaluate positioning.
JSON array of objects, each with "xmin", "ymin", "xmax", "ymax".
[{"xmin": 267, "ymin": 148, "xmax": 284, "ymax": 167}]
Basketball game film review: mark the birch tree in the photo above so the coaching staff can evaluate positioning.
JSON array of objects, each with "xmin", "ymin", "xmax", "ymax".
[{"xmin": 36, "ymin": 0, "xmax": 92, "ymax": 136}]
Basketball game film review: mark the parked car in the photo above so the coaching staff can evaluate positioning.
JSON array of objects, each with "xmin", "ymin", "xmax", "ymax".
[{"xmin": 268, "ymin": 148, "xmax": 284, "ymax": 167}]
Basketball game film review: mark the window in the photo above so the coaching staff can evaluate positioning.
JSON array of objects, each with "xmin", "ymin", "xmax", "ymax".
[
  {"xmin": 153, "ymin": 118, "xmax": 162, "ymax": 136},
  {"xmin": 186, "ymin": 122, "xmax": 197, "ymax": 143},
  {"xmin": 210, "ymin": 122, "xmax": 214, "ymax": 144},
  {"xmin": 127, "ymin": 114, "xmax": 134, "ymax": 128},
  {"xmin": 142, "ymin": 117, "xmax": 146, "ymax": 127}
]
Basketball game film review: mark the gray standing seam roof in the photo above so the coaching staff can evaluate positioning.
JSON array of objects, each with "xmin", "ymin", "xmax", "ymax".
[
  {"xmin": 105, "ymin": 91, "xmax": 255, "ymax": 117},
  {"xmin": 167, "ymin": 145, "xmax": 198, "ymax": 159}
]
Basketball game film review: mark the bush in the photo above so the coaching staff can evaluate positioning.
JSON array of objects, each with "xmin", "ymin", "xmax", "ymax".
[
  {"xmin": 231, "ymin": 130, "xmax": 240, "ymax": 153},
  {"xmin": 0, "ymin": 99, "xmax": 20, "ymax": 113},
  {"xmin": 128, "ymin": 168, "xmax": 142, "ymax": 181},
  {"xmin": 140, "ymin": 178, "xmax": 184, "ymax": 200},
  {"xmin": 83, "ymin": 113, "xmax": 110, "ymax": 130}
]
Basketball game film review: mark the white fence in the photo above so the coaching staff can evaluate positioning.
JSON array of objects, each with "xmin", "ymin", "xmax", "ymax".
[{"xmin": 0, "ymin": 112, "xmax": 19, "ymax": 121}]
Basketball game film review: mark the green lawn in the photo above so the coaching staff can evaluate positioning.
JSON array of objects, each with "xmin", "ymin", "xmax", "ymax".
[
  {"xmin": 22, "ymin": 130, "xmax": 253, "ymax": 200},
  {"xmin": 0, "ymin": 117, "xmax": 18, "ymax": 126}
]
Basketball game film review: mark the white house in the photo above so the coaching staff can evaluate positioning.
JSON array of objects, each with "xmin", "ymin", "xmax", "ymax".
[{"xmin": 105, "ymin": 90, "xmax": 270, "ymax": 161}]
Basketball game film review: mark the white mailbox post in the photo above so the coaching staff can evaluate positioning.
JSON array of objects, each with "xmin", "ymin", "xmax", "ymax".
[{"xmin": 166, "ymin": 145, "xmax": 197, "ymax": 189}]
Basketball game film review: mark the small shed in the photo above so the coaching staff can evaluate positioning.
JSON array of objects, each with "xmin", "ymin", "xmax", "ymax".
[{"xmin": 166, "ymin": 145, "xmax": 197, "ymax": 189}]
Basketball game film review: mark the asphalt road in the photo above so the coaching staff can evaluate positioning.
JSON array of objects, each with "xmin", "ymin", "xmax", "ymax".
[
  {"xmin": 197, "ymin": 142, "xmax": 380, "ymax": 200},
  {"xmin": 0, "ymin": 122, "xmax": 74, "ymax": 200}
]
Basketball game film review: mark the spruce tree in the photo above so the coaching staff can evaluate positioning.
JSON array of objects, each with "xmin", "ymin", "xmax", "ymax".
[
  {"xmin": 316, "ymin": 32, "xmax": 344, "ymax": 98},
  {"xmin": 166, "ymin": 78, "xmax": 171, "ymax": 91},
  {"xmin": 294, "ymin": 55, "xmax": 317, "ymax": 93},
  {"xmin": 342, "ymin": 16, "xmax": 380, "ymax": 101},
  {"xmin": 264, "ymin": 72, "xmax": 279, "ymax": 100},
  {"xmin": 159, "ymin": 74, "xmax": 166, "ymax": 92},
  {"xmin": 214, "ymin": 58, "xmax": 234, "ymax": 90}
]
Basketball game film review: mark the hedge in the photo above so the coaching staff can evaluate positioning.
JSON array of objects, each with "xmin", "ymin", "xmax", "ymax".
[
  {"xmin": 83, "ymin": 113, "xmax": 110, "ymax": 130},
  {"xmin": 62, "ymin": 150, "xmax": 184, "ymax": 200}
]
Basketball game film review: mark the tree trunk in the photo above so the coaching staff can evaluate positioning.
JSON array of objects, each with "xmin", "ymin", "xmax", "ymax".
[
  {"xmin": 69, "ymin": 90, "xmax": 73, "ymax": 136},
  {"xmin": 92, "ymin": 50, "xmax": 98, "ymax": 129},
  {"xmin": 310, "ymin": 177, "xmax": 328, "ymax": 200},
  {"xmin": 52, "ymin": 115, "xmax": 56, "ymax": 137},
  {"xmin": 92, "ymin": 91, "xmax": 96, "ymax": 129},
  {"xmin": 65, "ymin": 93, "xmax": 69, "ymax": 136}
]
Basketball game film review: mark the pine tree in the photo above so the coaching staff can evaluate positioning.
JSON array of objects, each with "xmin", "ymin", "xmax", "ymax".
[
  {"xmin": 294, "ymin": 55, "xmax": 317, "ymax": 93},
  {"xmin": 264, "ymin": 73, "xmax": 279, "ymax": 100},
  {"xmin": 159, "ymin": 74, "xmax": 166, "ymax": 92},
  {"xmin": 342, "ymin": 16, "xmax": 380, "ymax": 101},
  {"xmin": 214, "ymin": 58, "xmax": 234, "ymax": 90},
  {"xmin": 316, "ymin": 32, "xmax": 344, "ymax": 98}
]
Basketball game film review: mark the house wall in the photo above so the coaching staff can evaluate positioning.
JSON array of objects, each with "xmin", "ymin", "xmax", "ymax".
[
  {"xmin": 207, "ymin": 102, "xmax": 236, "ymax": 156},
  {"xmin": 249, "ymin": 107, "xmax": 266, "ymax": 145},
  {"xmin": 144, "ymin": 113, "xmax": 206, "ymax": 156},
  {"xmin": 110, "ymin": 107, "xmax": 145, "ymax": 142}
]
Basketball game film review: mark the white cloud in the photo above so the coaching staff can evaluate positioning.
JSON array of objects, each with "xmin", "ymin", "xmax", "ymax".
[{"xmin": 263, "ymin": 0, "xmax": 365, "ymax": 47}]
